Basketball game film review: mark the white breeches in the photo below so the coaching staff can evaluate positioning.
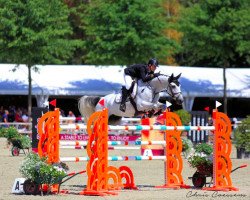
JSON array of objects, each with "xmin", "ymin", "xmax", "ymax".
[{"xmin": 123, "ymin": 73, "xmax": 133, "ymax": 90}]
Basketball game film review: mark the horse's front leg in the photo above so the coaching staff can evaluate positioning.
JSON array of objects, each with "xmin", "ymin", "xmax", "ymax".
[
  {"xmin": 155, "ymin": 102, "xmax": 167, "ymax": 111},
  {"xmin": 149, "ymin": 102, "xmax": 167, "ymax": 117}
]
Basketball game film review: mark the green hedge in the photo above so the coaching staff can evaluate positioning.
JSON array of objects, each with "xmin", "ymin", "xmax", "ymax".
[{"xmin": 234, "ymin": 116, "xmax": 250, "ymax": 152}]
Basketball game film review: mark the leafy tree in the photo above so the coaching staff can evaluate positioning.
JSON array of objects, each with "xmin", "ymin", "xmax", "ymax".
[
  {"xmin": 179, "ymin": 0, "xmax": 201, "ymax": 8},
  {"xmin": 0, "ymin": 0, "xmax": 82, "ymax": 117},
  {"xmin": 163, "ymin": 0, "xmax": 182, "ymax": 65},
  {"xmin": 65, "ymin": 0, "xmax": 88, "ymax": 64},
  {"xmin": 82, "ymin": 0, "xmax": 179, "ymax": 65},
  {"xmin": 178, "ymin": 0, "xmax": 250, "ymax": 113}
]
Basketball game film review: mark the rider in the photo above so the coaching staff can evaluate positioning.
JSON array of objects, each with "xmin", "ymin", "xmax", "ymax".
[{"xmin": 120, "ymin": 58, "xmax": 160, "ymax": 112}]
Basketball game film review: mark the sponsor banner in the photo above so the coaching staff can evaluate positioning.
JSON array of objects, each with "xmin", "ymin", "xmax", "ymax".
[{"xmin": 59, "ymin": 134, "xmax": 140, "ymax": 141}]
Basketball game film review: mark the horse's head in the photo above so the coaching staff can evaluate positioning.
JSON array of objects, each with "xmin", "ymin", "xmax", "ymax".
[
  {"xmin": 147, "ymin": 73, "xmax": 183, "ymax": 105},
  {"xmin": 167, "ymin": 73, "xmax": 183, "ymax": 105}
]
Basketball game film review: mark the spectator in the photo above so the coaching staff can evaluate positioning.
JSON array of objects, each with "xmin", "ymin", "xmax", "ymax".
[
  {"xmin": 22, "ymin": 110, "xmax": 29, "ymax": 122},
  {"xmin": 67, "ymin": 110, "xmax": 75, "ymax": 117},
  {"xmin": 60, "ymin": 109, "xmax": 65, "ymax": 117},
  {"xmin": 8, "ymin": 106, "xmax": 15, "ymax": 122},
  {"xmin": 67, "ymin": 111, "xmax": 75, "ymax": 124},
  {"xmin": 67, "ymin": 111, "xmax": 76, "ymax": 134},
  {"xmin": 2, "ymin": 110, "xmax": 9, "ymax": 127},
  {"xmin": 59, "ymin": 109, "xmax": 66, "ymax": 124},
  {"xmin": 232, "ymin": 117, "xmax": 238, "ymax": 130},
  {"xmin": 15, "ymin": 109, "xmax": 23, "ymax": 122},
  {"xmin": 231, "ymin": 117, "xmax": 238, "ymax": 139}
]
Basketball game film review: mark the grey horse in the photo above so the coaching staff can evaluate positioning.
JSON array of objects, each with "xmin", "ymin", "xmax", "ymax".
[{"xmin": 78, "ymin": 73, "xmax": 183, "ymax": 124}]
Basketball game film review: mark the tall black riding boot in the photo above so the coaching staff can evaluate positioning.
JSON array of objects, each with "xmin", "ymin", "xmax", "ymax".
[{"xmin": 120, "ymin": 87, "xmax": 129, "ymax": 112}]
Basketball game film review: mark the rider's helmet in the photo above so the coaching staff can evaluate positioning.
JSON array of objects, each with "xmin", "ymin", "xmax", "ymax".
[{"xmin": 148, "ymin": 58, "xmax": 159, "ymax": 67}]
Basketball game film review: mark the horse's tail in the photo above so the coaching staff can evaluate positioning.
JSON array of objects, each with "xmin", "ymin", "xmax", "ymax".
[{"xmin": 78, "ymin": 96, "xmax": 100, "ymax": 123}]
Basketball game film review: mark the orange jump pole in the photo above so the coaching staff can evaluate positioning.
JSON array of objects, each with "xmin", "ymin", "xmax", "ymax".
[
  {"xmin": 203, "ymin": 110, "xmax": 238, "ymax": 191},
  {"xmin": 37, "ymin": 108, "xmax": 60, "ymax": 193},
  {"xmin": 37, "ymin": 108, "xmax": 60, "ymax": 163},
  {"xmin": 80, "ymin": 108, "xmax": 117, "ymax": 196},
  {"xmin": 156, "ymin": 110, "xmax": 190, "ymax": 189}
]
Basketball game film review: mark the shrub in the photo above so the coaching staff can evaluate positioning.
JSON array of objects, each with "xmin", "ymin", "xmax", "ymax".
[
  {"xmin": 234, "ymin": 115, "xmax": 250, "ymax": 152},
  {"xmin": 0, "ymin": 128, "xmax": 8, "ymax": 137},
  {"xmin": 3, "ymin": 127, "xmax": 31, "ymax": 148},
  {"xmin": 174, "ymin": 109, "xmax": 191, "ymax": 125},
  {"xmin": 5, "ymin": 126, "xmax": 19, "ymax": 141}
]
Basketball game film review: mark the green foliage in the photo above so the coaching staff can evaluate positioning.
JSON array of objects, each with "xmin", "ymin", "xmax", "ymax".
[
  {"xmin": 3, "ymin": 127, "xmax": 31, "ymax": 149},
  {"xmin": 82, "ymin": 0, "xmax": 179, "ymax": 65},
  {"xmin": 4, "ymin": 127, "xmax": 19, "ymax": 141},
  {"xmin": 174, "ymin": 109, "xmax": 191, "ymax": 125},
  {"xmin": 182, "ymin": 137, "xmax": 193, "ymax": 156},
  {"xmin": 0, "ymin": 0, "xmax": 82, "ymax": 65},
  {"xmin": 0, "ymin": 128, "xmax": 8, "ymax": 137},
  {"xmin": 18, "ymin": 135, "xmax": 32, "ymax": 149},
  {"xmin": 194, "ymin": 143, "xmax": 213, "ymax": 155},
  {"xmin": 19, "ymin": 152, "xmax": 68, "ymax": 185},
  {"xmin": 234, "ymin": 116, "xmax": 250, "ymax": 152},
  {"xmin": 187, "ymin": 143, "xmax": 213, "ymax": 169},
  {"xmin": 178, "ymin": 0, "xmax": 250, "ymax": 67}
]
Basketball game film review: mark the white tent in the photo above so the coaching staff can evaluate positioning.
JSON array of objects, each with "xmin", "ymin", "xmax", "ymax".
[{"xmin": 0, "ymin": 64, "xmax": 249, "ymax": 110}]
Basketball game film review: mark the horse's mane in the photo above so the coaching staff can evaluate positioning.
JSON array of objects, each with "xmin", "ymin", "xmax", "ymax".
[{"xmin": 157, "ymin": 73, "xmax": 181, "ymax": 86}]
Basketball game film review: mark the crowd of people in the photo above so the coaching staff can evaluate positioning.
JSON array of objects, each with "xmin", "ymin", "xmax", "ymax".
[
  {"xmin": 0, "ymin": 106, "xmax": 80, "ymax": 132},
  {"xmin": 0, "ymin": 106, "xmax": 80, "ymax": 123},
  {"xmin": 0, "ymin": 106, "xmax": 29, "ymax": 124}
]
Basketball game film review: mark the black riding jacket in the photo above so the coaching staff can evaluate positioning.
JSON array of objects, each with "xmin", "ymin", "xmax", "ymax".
[{"xmin": 124, "ymin": 64, "xmax": 155, "ymax": 82}]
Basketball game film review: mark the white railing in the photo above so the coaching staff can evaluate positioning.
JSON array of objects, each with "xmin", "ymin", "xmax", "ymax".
[{"xmin": 0, "ymin": 117, "xmax": 142, "ymax": 135}]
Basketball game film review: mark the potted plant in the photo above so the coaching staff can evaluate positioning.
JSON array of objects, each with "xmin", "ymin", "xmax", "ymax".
[
  {"xmin": 4, "ymin": 126, "xmax": 20, "ymax": 144},
  {"xmin": 3, "ymin": 126, "xmax": 31, "ymax": 155},
  {"xmin": 19, "ymin": 152, "xmax": 68, "ymax": 195},
  {"xmin": 187, "ymin": 143, "xmax": 213, "ymax": 175},
  {"xmin": 234, "ymin": 115, "xmax": 250, "ymax": 158}
]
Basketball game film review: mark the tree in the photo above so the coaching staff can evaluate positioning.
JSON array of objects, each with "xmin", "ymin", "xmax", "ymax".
[
  {"xmin": 178, "ymin": 0, "xmax": 250, "ymax": 113},
  {"xmin": 65, "ymin": 0, "xmax": 88, "ymax": 64},
  {"xmin": 0, "ymin": 0, "xmax": 81, "ymax": 118},
  {"xmin": 82, "ymin": 0, "xmax": 180, "ymax": 65},
  {"xmin": 162, "ymin": 0, "xmax": 183, "ymax": 65}
]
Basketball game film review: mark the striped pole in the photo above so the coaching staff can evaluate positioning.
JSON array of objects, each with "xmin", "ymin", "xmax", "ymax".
[
  {"xmin": 60, "ymin": 155, "xmax": 166, "ymax": 162},
  {"xmin": 60, "ymin": 124, "xmax": 215, "ymax": 131},
  {"xmin": 59, "ymin": 140, "xmax": 166, "ymax": 146},
  {"xmin": 59, "ymin": 116, "xmax": 141, "ymax": 122},
  {"xmin": 60, "ymin": 146, "xmax": 140, "ymax": 150},
  {"xmin": 108, "ymin": 125, "xmax": 215, "ymax": 131}
]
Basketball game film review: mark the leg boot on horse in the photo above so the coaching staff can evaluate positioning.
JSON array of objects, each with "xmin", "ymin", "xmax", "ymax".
[{"xmin": 120, "ymin": 86, "xmax": 129, "ymax": 112}]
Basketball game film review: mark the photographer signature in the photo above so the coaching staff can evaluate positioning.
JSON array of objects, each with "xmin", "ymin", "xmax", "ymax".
[{"xmin": 186, "ymin": 191, "xmax": 247, "ymax": 198}]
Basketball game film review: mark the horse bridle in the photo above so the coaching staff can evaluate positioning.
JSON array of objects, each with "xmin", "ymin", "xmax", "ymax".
[
  {"xmin": 155, "ymin": 74, "xmax": 182, "ymax": 100},
  {"xmin": 166, "ymin": 83, "xmax": 182, "ymax": 100},
  {"xmin": 146, "ymin": 74, "xmax": 182, "ymax": 102}
]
